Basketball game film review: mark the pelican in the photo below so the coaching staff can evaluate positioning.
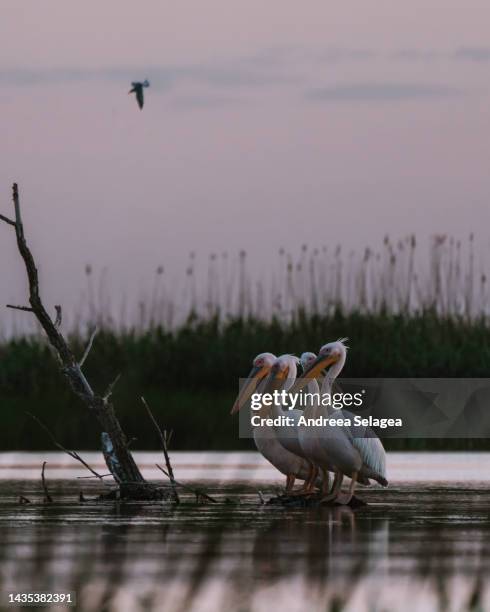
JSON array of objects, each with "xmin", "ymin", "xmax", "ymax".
[
  {"xmin": 129, "ymin": 80, "xmax": 150, "ymax": 109},
  {"xmin": 264, "ymin": 355, "xmax": 329, "ymax": 495},
  {"xmin": 231, "ymin": 353, "xmax": 314, "ymax": 492},
  {"xmin": 295, "ymin": 340, "xmax": 388, "ymax": 504},
  {"xmin": 296, "ymin": 352, "xmax": 336, "ymax": 495},
  {"xmin": 270, "ymin": 354, "xmax": 306, "ymax": 458}
]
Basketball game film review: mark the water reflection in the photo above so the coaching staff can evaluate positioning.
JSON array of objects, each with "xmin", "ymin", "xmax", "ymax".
[{"xmin": 0, "ymin": 479, "xmax": 489, "ymax": 611}]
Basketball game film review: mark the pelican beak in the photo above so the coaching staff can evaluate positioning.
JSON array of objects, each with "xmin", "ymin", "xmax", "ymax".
[
  {"xmin": 231, "ymin": 365, "xmax": 268, "ymax": 414},
  {"xmin": 289, "ymin": 354, "xmax": 338, "ymax": 394},
  {"xmin": 271, "ymin": 364, "xmax": 289, "ymax": 380}
]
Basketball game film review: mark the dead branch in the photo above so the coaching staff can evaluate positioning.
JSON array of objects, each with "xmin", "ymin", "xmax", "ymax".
[
  {"xmin": 125, "ymin": 437, "xmax": 137, "ymax": 449},
  {"xmin": 103, "ymin": 373, "xmax": 121, "ymax": 402},
  {"xmin": 155, "ymin": 464, "xmax": 218, "ymax": 503},
  {"xmin": 0, "ymin": 184, "xmax": 159, "ymax": 499},
  {"xmin": 41, "ymin": 462, "xmax": 53, "ymax": 503},
  {"xmin": 6, "ymin": 304, "xmax": 33, "ymax": 312},
  {"xmin": 142, "ymin": 397, "xmax": 179, "ymax": 503},
  {"xmin": 79, "ymin": 326, "xmax": 98, "ymax": 367},
  {"xmin": 54, "ymin": 305, "xmax": 62, "ymax": 329},
  {"xmin": 27, "ymin": 412, "xmax": 106, "ymax": 482},
  {"xmin": 0, "ymin": 213, "xmax": 15, "ymax": 226}
]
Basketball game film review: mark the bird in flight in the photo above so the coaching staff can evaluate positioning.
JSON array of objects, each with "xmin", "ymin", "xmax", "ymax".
[{"xmin": 129, "ymin": 80, "xmax": 150, "ymax": 109}]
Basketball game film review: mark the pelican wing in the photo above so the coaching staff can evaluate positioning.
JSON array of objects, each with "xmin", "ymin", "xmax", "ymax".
[
  {"xmin": 343, "ymin": 408, "xmax": 387, "ymax": 478},
  {"xmin": 353, "ymin": 436, "xmax": 386, "ymax": 479}
]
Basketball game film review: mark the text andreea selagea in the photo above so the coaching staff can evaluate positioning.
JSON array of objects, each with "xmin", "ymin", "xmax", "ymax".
[
  {"xmin": 250, "ymin": 414, "xmax": 403, "ymax": 429},
  {"xmin": 248, "ymin": 389, "xmax": 403, "ymax": 429}
]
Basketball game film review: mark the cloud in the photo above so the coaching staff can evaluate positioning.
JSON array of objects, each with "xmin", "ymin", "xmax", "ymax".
[
  {"xmin": 316, "ymin": 47, "xmax": 377, "ymax": 62},
  {"xmin": 454, "ymin": 47, "xmax": 490, "ymax": 62},
  {"xmin": 0, "ymin": 50, "xmax": 300, "ymax": 91},
  {"xmin": 389, "ymin": 49, "xmax": 441, "ymax": 62},
  {"xmin": 307, "ymin": 82, "xmax": 461, "ymax": 102},
  {"xmin": 0, "ymin": 46, "xmax": 479, "ymax": 106},
  {"xmin": 170, "ymin": 94, "xmax": 244, "ymax": 110}
]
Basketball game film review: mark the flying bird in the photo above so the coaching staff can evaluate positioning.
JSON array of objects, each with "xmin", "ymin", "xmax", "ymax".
[{"xmin": 129, "ymin": 80, "xmax": 150, "ymax": 109}]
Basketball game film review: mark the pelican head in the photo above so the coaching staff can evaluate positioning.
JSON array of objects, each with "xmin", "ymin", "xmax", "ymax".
[
  {"xmin": 271, "ymin": 354, "xmax": 299, "ymax": 380},
  {"xmin": 299, "ymin": 338, "xmax": 348, "ymax": 381},
  {"xmin": 300, "ymin": 352, "xmax": 317, "ymax": 371},
  {"xmin": 291, "ymin": 338, "xmax": 347, "ymax": 393},
  {"xmin": 231, "ymin": 352, "xmax": 276, "ymax": 414}
]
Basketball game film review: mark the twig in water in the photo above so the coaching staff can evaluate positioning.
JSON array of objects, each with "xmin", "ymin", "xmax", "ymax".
[
  {"xmin": 41, "ymin": 462, "xmax": 53, "ymax": 503},
  {"xmin": 257, "ymin": 491, "xmax": 265, "ymax": 505},
  {"xmin": 155, "ymin": 464, "xmax": 218, "ymax": 503},
  {"xmin": 142, "ymin": 397, "xmax": 180, "ymax": 503},
  {"xmin": 79, "ymin": 491, "xmax": 86, "ymax": 503},
  {"xmin": 18, "ymin": 496, "xmax": 31, "ymax": 505},
  {"xmin": 27, "ymin": 412, "xmax": 107, "ymax": 482}
]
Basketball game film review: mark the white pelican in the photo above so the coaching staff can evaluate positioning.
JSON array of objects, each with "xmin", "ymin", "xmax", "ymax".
[
  {"xmin": 295, "ymin": 340, "xmax": 388, "ymax": 504},
  {"xmin": 129, "ymin": 80, "xmax": 150, "ymax": 109},
  {"xmin": 231, "ymin": 352, "xmax": 313, "ymax": 492},
  {"xmin": 268, "ymin": 354, "xmax": 330, "ymax": 496},
  {"xmin": 296, "ymin": 352, "xmax": 335, "ymax": 495}
]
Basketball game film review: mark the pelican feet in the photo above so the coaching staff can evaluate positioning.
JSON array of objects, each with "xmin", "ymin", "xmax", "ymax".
[
  {"xmin": 330, "ymin": 471, "xmax": 360, "ymax": 506},
  {"xmin": 265, "ymin": 492, "xmax": 367, "ymax": 508},
  {"xmin": 287, "ymin": 482, "xmax": 319, "ymax": 497}
]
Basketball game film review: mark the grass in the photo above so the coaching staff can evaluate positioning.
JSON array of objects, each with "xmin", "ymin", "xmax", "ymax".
[
  {"xmin": 2, "ymin": 234, "xmax": 490, "ymax": 450},
  {"xmin": 2, "ymin": 311, "xmax": 490, "ymax": 451}
]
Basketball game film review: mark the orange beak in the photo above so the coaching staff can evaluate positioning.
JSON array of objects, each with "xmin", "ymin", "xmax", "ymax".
[
  {"xmin": 231, "ymin": 365, "xmax": 269, "ymax": 414},
  {"xmin": 288, "ymin": 354, "xmax": 338, "ymax": 395}
]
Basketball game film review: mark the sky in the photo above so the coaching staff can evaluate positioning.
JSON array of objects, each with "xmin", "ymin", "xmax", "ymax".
[{"xmin": 1, "ymin": 1, "xmax": 490, "ymax": 327}]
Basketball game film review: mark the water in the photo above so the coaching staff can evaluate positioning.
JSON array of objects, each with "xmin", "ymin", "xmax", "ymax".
[{"xmin": 0, "ymin": 452, "xmax": 489, "ymax": 612}]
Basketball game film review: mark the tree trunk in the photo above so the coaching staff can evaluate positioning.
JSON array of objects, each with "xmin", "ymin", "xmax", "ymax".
[{"xmin": 1, "ymin": 184, "xmax": 167, "ymax": 500}]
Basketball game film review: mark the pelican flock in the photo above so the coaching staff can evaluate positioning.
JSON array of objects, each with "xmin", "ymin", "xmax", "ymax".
[{"xmin": 231, "ymin": 339, "xmax": 388, "ymax": 505}]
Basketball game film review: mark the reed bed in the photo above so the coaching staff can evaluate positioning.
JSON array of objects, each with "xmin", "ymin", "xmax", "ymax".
[
  {"xmin": 2, "ymin": 234, "xmax": 490, "ymax": 450},
  {"xmin": 3, "ymin": 233, "xmax": 488, "ymax": 338}
]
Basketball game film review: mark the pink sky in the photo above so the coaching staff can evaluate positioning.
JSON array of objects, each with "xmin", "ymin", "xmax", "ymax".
[{"xmin": 2, "ymin": 1, "xmax": 490, "ymax": 329}]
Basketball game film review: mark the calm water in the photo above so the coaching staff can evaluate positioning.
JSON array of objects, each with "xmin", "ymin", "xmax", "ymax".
[{"xmin": 1, "ymin": 452, "xmax": 489, "ymax": 612}]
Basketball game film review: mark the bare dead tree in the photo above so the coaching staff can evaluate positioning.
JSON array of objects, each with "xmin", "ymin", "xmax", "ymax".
[{"xmin": 1, "ymin": 183, "xmax": 166, "ymax": 500}]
